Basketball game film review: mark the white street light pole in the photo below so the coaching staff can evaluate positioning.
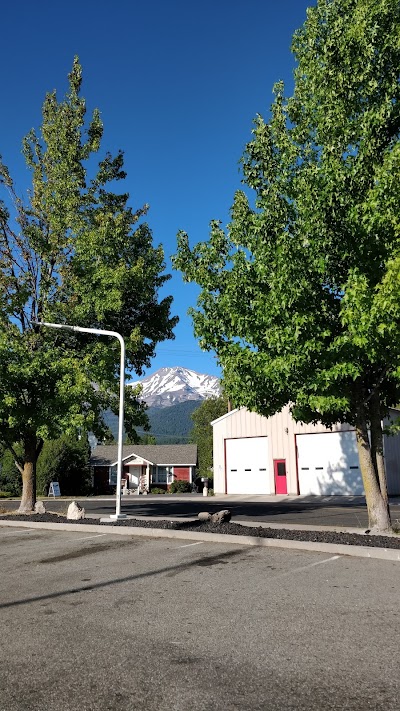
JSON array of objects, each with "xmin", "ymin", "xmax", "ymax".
[{"xmin": 34, "ymin": 321, "xmax": 127, "ymax": 520}]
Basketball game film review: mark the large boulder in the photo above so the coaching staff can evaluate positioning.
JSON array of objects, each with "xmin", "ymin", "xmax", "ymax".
[
  {"xmin": 198, "ymin": 511, "xmax": 212, "ymax": 522},
  {"xmin": 67, "ymin": 501, "xmax": 85, "ymax": 520},
  {"xmin": 211, "ymin": 509, "xmax": 231, "ymax": 524}
]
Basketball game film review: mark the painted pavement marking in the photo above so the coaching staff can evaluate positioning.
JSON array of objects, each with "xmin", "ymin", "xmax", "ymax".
[{"xmin": 178, "ymin": 542, "xmax": 204, "ymax": 548}]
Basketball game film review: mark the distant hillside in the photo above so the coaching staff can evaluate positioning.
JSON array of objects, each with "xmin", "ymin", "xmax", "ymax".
[
  {"xmin": 102, "ymin": 399, "xmax": 202, "ymax": 444},
  {"xmin": 140, "ymin": 400, "xmax": 201, "ymax": 443}
]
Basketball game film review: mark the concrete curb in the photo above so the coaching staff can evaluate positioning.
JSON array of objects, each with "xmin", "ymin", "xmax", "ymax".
[
  {"xmin": 1, "ymin": 518, "xmax": 400, "ymax": 561},
  {"xmin": 49, "ymin": 511, "xmax": 400, "ymax": 537}
]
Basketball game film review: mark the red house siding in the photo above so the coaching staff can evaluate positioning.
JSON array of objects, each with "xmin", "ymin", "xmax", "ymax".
[{"xmin": 174, "ymin": 467, "xmax": 190, "ymax": 482}]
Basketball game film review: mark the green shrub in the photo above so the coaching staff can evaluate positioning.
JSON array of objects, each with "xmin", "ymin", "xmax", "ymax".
[
  {"xmin": 169, "ymin": 480, "xmax": 191, "ymax": 494},
  {"xmin": 0, "ymin": 436, "xmax": 92, "ymax": 498},
  {"xmin": 208, "ymin": 488, "xmax": 215, "ymax": 496},
  {"xmin": 36, "ymin": 435, "xmax": 91, "ymax": 496},
  {"xmin": 0, "ymin": 491, "xmax": 12, "ymax": 498},
  {"xmin": 150, "ymin": 487, "xmax": 167, "ymax": 494},
  {"xmin": 0, "ymin": 449, "xmax": 22, "ymax": 496}
]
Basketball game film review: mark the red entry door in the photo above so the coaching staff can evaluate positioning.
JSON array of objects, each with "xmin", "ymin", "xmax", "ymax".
[{"xmin": 274, "ymin": 459, "xmax": 287, "ymax": 495}]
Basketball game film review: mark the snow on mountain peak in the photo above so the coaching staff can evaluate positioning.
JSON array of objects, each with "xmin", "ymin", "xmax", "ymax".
[{"xmin": 128, "ymin": 366, "xmax": 220, "ymax": 407}]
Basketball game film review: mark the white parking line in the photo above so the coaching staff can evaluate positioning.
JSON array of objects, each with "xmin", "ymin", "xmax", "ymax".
[
  {"xmin": 178, "ymin": 542, "xmax": 203, "ymax": 548},
  {"xmin": 271, "ymin": 555, "xmax": 341, "ymax": 582},
  {"xmin": 72, "ymin": 533, "xmax": 108, "ymax": 542},
  {"xmin": 292, "ymin": 554, "xmax": 341, "ymax": 573},
  {"xmin": 0, "ymin": 530, "xmax": 109, "ymax": 544}
]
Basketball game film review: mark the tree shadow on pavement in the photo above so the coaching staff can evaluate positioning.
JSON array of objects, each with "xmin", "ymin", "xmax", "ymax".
[{"xmin": 0, "ymin": 548, "xmax": 244, "ymax": 610}]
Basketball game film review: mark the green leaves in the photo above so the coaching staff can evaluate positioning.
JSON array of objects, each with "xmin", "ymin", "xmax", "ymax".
[
  {"xmin": 174, "ymin": 0, "xmax": 400, "ymax": 428},
  {"xmin": 0, "ymin": 59, "xmax": 177, "ymax": 480},
  {"xmin": 190, "ymin": 396, "xmax": 229, "ymax": 477}
]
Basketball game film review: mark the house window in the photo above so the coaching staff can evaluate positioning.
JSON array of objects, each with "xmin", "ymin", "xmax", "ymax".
[
  {"xmin": 109, "ymin": 466, "xmax": 117, "ymax": 485},
  {"xmin": 154, "ymin": 466, "xmax": 173, "ymax": 484}
]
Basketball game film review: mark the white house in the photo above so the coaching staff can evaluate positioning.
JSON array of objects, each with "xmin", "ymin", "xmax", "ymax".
[{"xmin": 211, "ymin": 405, "xmax": 400, "ymax": 496}]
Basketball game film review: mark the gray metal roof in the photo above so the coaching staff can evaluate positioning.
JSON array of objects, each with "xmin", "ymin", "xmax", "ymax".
[{"xmin": 91, "ymin": 444, "xmax": 197, "ymax": 467}]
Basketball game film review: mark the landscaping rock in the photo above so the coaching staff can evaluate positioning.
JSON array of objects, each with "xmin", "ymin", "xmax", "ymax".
[
  {"xmin": 211, "ymin": 509, "xmax": 231, "ymax": 524},
  {"xmin": 198, "ymin": 511, "xmax": 212, "ymax": 522},
  {"xmin": 34, "ymin": 501, "xmax": 46, "ymax": 514},
  {"xmin": 67, "ymin": 501, "xmax": 85, "ymax": 520}
]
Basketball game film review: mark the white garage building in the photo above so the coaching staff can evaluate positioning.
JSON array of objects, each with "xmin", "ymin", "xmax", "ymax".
[{"xmin": 211, "ymin": 406, "xmax": 400, "ymax": 496}]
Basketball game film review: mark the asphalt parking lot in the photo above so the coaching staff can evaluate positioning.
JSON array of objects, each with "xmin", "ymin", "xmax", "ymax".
[{"xmin": 1, "ymin": 526, "xmax": 400, "ymax": 710}]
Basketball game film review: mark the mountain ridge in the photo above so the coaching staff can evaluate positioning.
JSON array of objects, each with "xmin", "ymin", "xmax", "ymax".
[{"xmin": 128, "ymin": 366, "xmax": 220, "ymax": 408}]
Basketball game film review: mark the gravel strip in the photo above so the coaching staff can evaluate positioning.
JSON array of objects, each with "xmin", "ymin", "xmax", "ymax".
[{"xmin": 1, "ymin": 513, "xmax": 400, "ymax": 549}]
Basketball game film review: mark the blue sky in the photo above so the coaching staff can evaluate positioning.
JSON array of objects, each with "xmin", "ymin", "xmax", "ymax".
[{"xmin": 2, "ymin": 0, "xmax": 313, "ymax": 379}]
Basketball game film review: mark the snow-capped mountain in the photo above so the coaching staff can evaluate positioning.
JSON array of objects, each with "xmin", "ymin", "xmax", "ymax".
[{"xmin": 128, "ymin": 366, "xmax": 220, "ymax": 408}]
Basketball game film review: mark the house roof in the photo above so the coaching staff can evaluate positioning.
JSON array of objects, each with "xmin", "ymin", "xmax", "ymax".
[{"xmin": 91, "ymin": 444, "xmax": 198, "ymax": 467}]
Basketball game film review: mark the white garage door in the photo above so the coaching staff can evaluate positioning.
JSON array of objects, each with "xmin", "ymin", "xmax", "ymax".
[
  {"xmin": 225, "ymin": 437, "xmax": 271, "ymax": 495},
  {"xmin": 296, "ymin": 431, "xmax": 364, "ymax": 495}
]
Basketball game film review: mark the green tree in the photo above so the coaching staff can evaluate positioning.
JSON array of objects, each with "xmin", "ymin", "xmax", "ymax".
[
  {"xmin": 138, "ymin": 433, "xmax": 157, "ymax": 445},
  {"xmin": 174, "ymin": 0, "xmax": 400, "ymax": 532},
  {"xmin": 0, "ymin": 58, "xmax": 177, "ymax": 512},
  {"xmin": 124, "ymin": 431, "xmax": 155, "ymax": 445},
  {"xmin": 190, "ymin": 396, "xmax": 228, "ymax": 478},
  {"xmin": 36, "ymin": 435, "xmax": 91, "ymax": 496},
  {"xmin": 102, "ymin": 431, "xmax": 117, "ymax": 445},
  {"xmin": 0, "ymin": 447, "xmax": 22, "ymax": 496}
]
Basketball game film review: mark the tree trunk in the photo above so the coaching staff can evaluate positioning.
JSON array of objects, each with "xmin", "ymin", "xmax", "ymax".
[
  {"xmin": 355, "ymin": 409, "xmax": 391, "ymax": 533},
  {"xmin": 18, "ymin": 435, "xmax": 37, "ymax": 513},
  {"xmin": 369, "ymin": 390, "xmax": 389, "ymax": 506}
]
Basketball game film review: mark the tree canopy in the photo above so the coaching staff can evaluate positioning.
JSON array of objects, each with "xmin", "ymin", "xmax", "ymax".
[
  {"xmin": 190, "ymin": 395, "xmax": 228, "ymax": 479},
  {"xmin": 174, "ymin": 0, "xmax": 400, "ymax": 531},
  {"xmin": 0, "ymin": 57, "xmax": 177, "ymax": 511}
]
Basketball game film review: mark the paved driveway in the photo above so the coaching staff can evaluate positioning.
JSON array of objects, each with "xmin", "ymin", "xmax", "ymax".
[{"xmin": 1, "ymin": 526, "xmax": 399, "ymax": 710}]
